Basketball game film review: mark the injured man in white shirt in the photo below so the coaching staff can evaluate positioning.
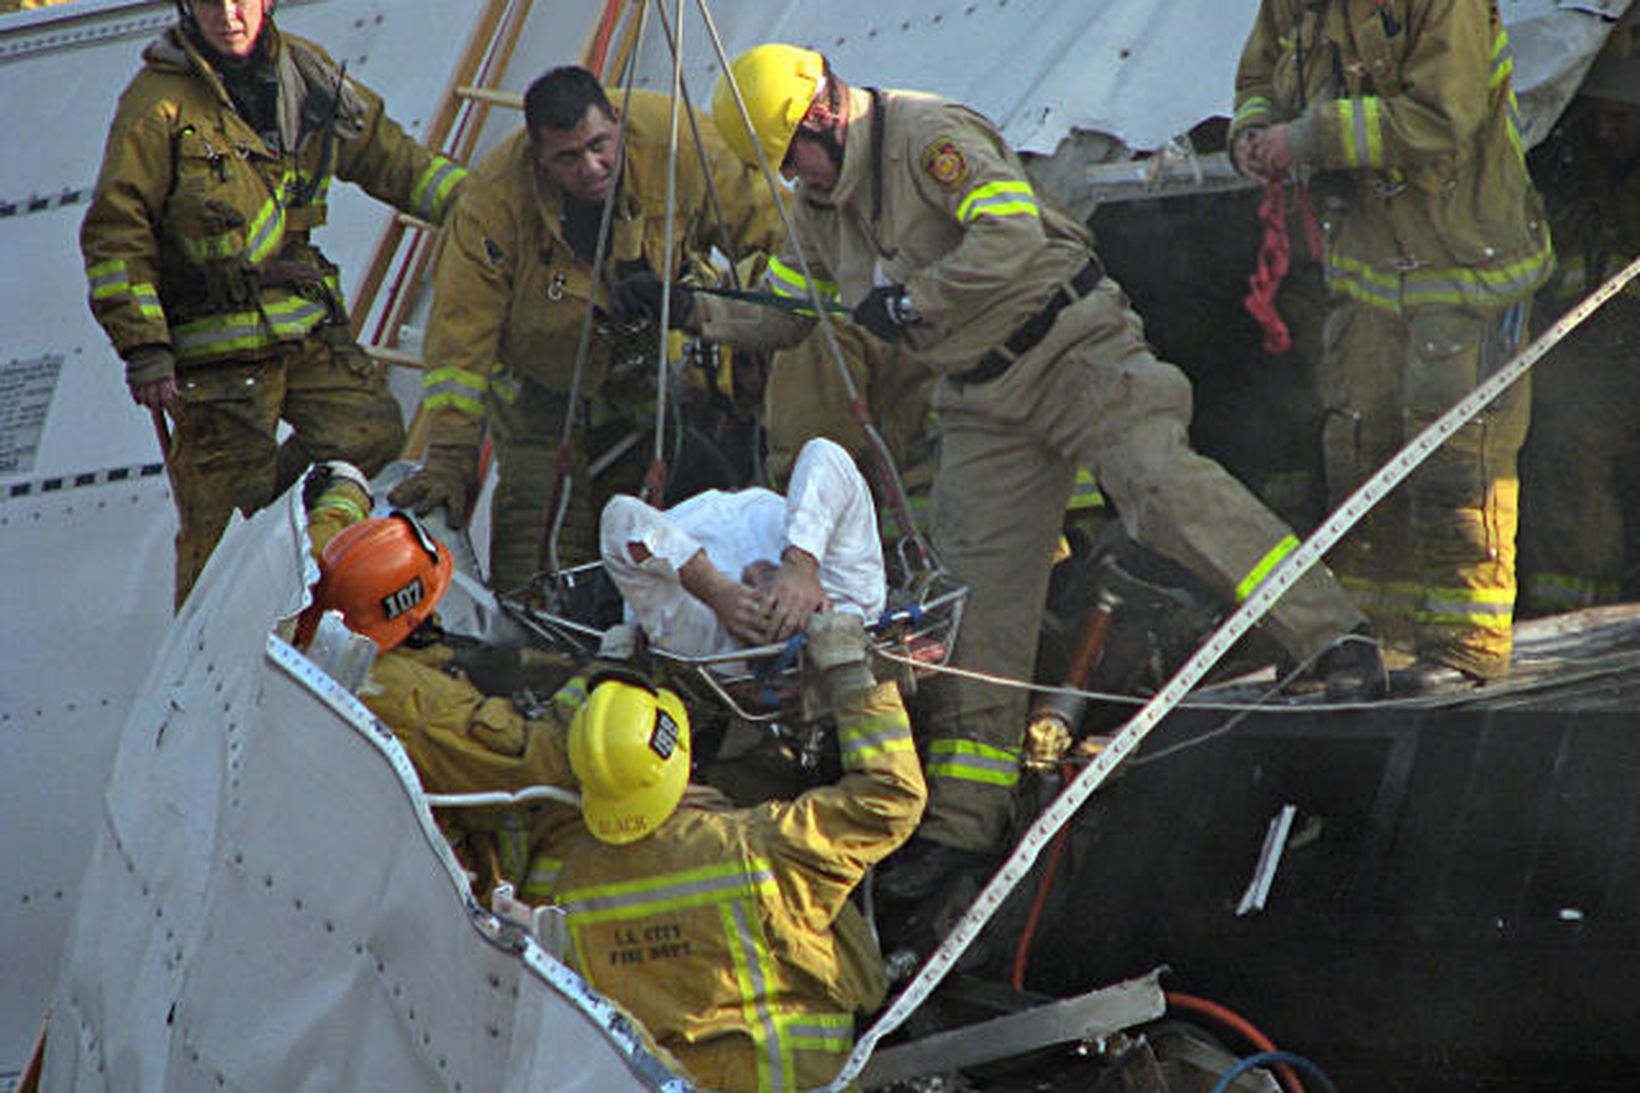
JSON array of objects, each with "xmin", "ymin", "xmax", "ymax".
[{"xmin": 600, "ymin": 438, "xmax": 887, "ymax": 659}]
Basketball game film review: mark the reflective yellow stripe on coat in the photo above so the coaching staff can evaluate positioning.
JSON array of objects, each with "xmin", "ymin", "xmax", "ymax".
[
  {"xmin": 926, "ymin": 737, "xmax": 1020, "ymax": 789},
  {"xmin": 765, "ymin": 256, "xmax": 839, "ymax": 315},
  {"xmin": 410, "ymin": 155, "xmax": 467, "ymax": 223},
  {"xmin": 835, "ymin": 708, "xmax": 916, "ymax": 768},
  {"xmin": 1235, "ymin": 534, "xmax": 1299, "ymax": 603},
  {"xmin": 422, "ymin": 364, "xmax": 489, "ymax": 417},
  {"xmin": 954, "ymin": 180, "xmax": 1040, "ymax": 225},
  {"xmin": 559, "ymin": 860, "xmax": 801, "ymax": 1091},
  {"xmin": 86, "ymin": 258, "xmax": 164, "ymax": 320}
]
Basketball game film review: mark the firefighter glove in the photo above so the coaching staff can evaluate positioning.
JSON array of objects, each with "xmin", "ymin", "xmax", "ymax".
[
  {"xmin": 598, "ymin": 622, "xmax": 641, "ymax": 661},
  {"xmin": 610, "ymin": 271, "xmax": 695, "ymax": 330},
  {"xmin": 388, "ymin": 441, "xmax": 480, "ymax": 528},
  {"xmin": 852, "ymin": 284, "xmax": 913, "ymax": 342},
  {"xmin": 124, "ymin": 343, "xmax": 177, "ymax": 388},
  {"xmin": 301, "ymin": 459, "xmax": 370, "ymax": 512},
  {"xmin": 805, "ymin": 609, "xmax": 875, "ymax": 698}
]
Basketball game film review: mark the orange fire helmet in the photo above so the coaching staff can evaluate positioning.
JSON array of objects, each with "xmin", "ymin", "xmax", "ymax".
[{"xmin": 310, "ymin": 512, "xmax": 454, "ymax": 652}]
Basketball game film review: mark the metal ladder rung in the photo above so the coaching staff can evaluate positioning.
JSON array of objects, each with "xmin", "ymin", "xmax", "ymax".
[
  {"xmin": 363, "ymin": 344, "xmax": 428, "ymax": 370},
  {"xmin": 455, "ymin": 85, "xmax": 523, "ymax": 109}
]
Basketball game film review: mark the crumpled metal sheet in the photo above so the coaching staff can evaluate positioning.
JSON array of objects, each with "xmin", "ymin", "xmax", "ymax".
[{"xmin": 43, "ymin": 487, "xmax": 688, "ymax": 1092}]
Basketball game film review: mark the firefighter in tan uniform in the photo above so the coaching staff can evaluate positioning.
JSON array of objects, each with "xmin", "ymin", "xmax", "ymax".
[
  {"xmin": 548, "ymin": 613, "xmax": 923, "ymax": 1093},
  {"xmin": 1230, "ymin": 0, "xmax": 1554, "ymax": 685},
  {"xmin": 612, "ymin": 44, "xmax": 1381, "ymax": 891},
  {"xmin": 389, "ymin": 67, "xmax": 779, "ymax": 592},
  {"xmin": 81, "ymin": 0, "xmax": 466, "ymax": 607},
  {"xmin": 1517, "ymin": 33, "xmax": 1640, "ymax": 616}
]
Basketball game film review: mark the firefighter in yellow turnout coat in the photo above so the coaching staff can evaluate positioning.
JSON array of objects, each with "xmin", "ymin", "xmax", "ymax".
[
  {"xmin": 616, "ymin": 45, "xmax": 1377, "ymax": 873},
  {"xmin": 301, "ymin": 471, "xmax": 920, "ymax": 1092},
  {"xmin": 1230, "ymin": 0, "xmax": 1554, "ymax": 681},
  {"xmin": 549, "ymin": 618, "xmax": 923, "ymax": 1093},
  {"xmin": 82, "ymin": 0, "xmax": 466, "ymax": 607},
  {"xmin": 390, "ymin": 68, "xmax": 779, "ymax": 591},
  {"xmin": 301, "ymin": 468, "xmax": 584, "ymax": 902}
]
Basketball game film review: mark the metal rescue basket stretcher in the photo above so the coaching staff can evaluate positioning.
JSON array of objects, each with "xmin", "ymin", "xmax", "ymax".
[{"xmin": 499, "ymin": 561, "xmax": 969, "ymax": 724}]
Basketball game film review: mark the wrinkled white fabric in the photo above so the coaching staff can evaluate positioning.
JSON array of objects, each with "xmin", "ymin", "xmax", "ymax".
[{"xmin": 601, "ymin": 438, "xmax": 886, "ymax": 658}]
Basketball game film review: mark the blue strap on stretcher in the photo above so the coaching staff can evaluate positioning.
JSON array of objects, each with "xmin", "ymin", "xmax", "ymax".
[
  {"xmin": 873, "ymin": 604, "xmax": 923, "ymax": 632},
  {"xmin": 757, "ymin": 633, "xmax": 807, "ymax": 706},
  {"xmin": 753, "ymin": 605, "xmax": 924, "ymax": 706}
]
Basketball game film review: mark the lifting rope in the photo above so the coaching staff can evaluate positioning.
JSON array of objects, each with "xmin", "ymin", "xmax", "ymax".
[
  {"xmin": 536, "ymin": 0, "xmax": 788, "ymax": 576},
  {"xmin": 693, "ymin": 0, "xmax": 936, "ymax": 578},
  {"xmin": 537, "ymin": 3, "xmax": 649, "ymax": 578},
  {"xmin": 535, "ymin": 0, "xmax": 938, "ymax": 592},
  {"xmin": 488, "ymin": 7, "xmax": 1640, "ymax": 1081},
  {"xmin": 645, "ymin": 0, "xmax": 688, "ymax": 507}
]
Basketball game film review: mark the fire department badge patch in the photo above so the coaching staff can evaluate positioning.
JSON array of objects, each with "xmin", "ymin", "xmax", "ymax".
[
  {"xmin": 921, "ymin": 139, "xmax": 968, "ymax": 189},
  {"xmin": 650, "ymin": 709, "xmax": 680, "ymax": 759}
]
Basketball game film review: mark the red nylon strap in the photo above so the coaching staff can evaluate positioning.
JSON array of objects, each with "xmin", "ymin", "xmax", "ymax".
[
  {"xmin": 847, "ymin": 395, "xmax": 872, "ymax": 428},
  {"xmin": 848, "ymin": 396, "xmax": 930, "ymax": 569},
  {"xmin": 1243, "ymin": 178, "xmax": 1294, "ymax": 356}
]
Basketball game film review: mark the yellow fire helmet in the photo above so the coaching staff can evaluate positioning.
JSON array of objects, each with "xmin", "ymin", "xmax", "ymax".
[
  {"xmin": 568, "ymin": 673, "xmax": 692, "ymax": 845},
  {"xmin": 711, "ymin": 42, "xmax": 825, "ymax": 170}
]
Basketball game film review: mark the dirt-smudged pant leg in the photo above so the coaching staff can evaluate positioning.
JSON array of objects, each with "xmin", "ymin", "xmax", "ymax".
[
  {"xmin": 279, "ymin": 333, "xmax": 406, "ymax": 490},
  {"xmin": 486, "ymin": 377, "xmax": 586, "ymax": 595},
  {"xmin": 1322, "ymin": 302, "xmax": 1528, "ymax": 676},
  {"xmin": 1405, "ymin": 306, "xmax": 1529, "ymax": 677},
  {"xmin": 925, "ymin": 404, "xmax": 1074, "ymax": 852},
  {"xmin": 168, "ymin": 336, "xmax": 406, "ymax": 609},
  {"xmin": 1318, "ymin": 304, "xmax": 1417, "ymax": 646},
  {"xmin": 169, "ymin": 358, "xmax": 288, "ymax": 609},
  {"xmin": 921, "ymin": 284, "xmax": 1363, "ymax": 851},
  {"xmin": 1065, "ymin": 352, "xmax": 1363, "ymax": 663}
]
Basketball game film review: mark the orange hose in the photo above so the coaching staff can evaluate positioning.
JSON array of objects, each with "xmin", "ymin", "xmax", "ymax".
[
  {"xmin": 1009, "ymin": 763, "xmax": 1076, "ymax": 991},
  {"xmin": 1165, "ymin": 991, "xmax": 1305, "ymax": 1093}
]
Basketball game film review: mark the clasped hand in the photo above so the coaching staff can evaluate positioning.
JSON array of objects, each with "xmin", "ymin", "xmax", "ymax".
[
  {"xmin": 1232, "ymin": 124, "xmax": 1294, "ymax": 182},
  {"xmin": 704, "ymin": 556, "xmax": 828, "ymax": 646}
]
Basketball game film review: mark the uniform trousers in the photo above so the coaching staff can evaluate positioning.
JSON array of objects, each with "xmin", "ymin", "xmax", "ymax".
[
  {"xmin": 923, "ymin": 279, "xmax": 1364, "ymax": 850},
  {"xmin": 169, "ymin": 331, "xmax": 402, "ymax": 607},
  {"xmin": 485, "ymin": 372, "xmax": 650, "ymax": 593},
  {"xmin": 1318, "ymin": 300, "xmax": 1529, "ymax": 677}
]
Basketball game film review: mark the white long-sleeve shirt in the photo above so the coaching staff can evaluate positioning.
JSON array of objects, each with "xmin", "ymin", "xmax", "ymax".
[{"xmin": 600, "ymin": 438, "xmax": 886, "ymax": 659}]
